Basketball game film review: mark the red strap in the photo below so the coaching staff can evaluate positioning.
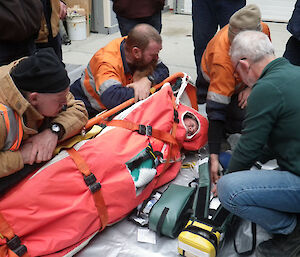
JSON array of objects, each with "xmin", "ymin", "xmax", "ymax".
[
  {"xmin": 0, "ymin": 213, "xmax": 29, "ymax": 257},
  {"xmin": 67, "ymin": 148, "xmax": 108, "ymax": 231}
]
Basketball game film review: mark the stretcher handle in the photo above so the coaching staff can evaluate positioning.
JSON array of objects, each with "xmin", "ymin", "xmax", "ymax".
[
  {"xmin": 85, "ymin": 72, "xmax": 184, "ymax": 129},
  {"xmin": 85, "ymin": 98, "xmax": 135, "ymax": 129},
  {"xmin": 150, "ymin": 72, "xmax": 185, "ymax": 94}
]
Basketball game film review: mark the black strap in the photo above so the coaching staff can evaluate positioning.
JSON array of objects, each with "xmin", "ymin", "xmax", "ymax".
[
  {"xmin": 211, "ymin": 205, "xmax": 231, "ymax": 228},
  {"xmin": 156, "ymin": 207, "xmax": 169, "ymax": 236},
  {"xmin": 233, "ymin": 222, "xmax": 257, "ymax": 256}
]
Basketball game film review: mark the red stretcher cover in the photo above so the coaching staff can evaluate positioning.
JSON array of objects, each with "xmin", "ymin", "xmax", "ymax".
[{"xmin": 0, "ymin": 85, "xmax": 208, "ymax": 257}]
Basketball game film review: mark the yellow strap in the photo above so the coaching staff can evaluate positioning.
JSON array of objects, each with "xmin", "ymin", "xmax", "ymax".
[{"xmin": 54, "ymin": 125, "xmax": 103, "ymax": 155}]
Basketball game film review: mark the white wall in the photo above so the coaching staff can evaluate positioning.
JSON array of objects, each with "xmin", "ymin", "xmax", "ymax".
[
  {"xmin": 248, "ymin": 0, "xmax": 296, "ymax": 22},
  {"xmin": 172, "ymin": 0, "xmax": 296, "ymax": 22}
]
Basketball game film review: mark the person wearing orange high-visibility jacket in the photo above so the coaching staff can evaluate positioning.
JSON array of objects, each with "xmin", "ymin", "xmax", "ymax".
[
  {"xmin": 70, "ymin": 23, "xmax": 169, "ymax": 118},
  {"xmin": 196, "ymin": 5, "xmax": 271, "ymax": 186},
  {"xmin": 0, "ymin": 48, "xmax": 88, "ymax": 192}
]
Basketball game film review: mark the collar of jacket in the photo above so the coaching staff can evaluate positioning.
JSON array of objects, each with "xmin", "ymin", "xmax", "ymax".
[{"xmin": 0, "ymin": 59, "xmax": 44, "ymax": 135}]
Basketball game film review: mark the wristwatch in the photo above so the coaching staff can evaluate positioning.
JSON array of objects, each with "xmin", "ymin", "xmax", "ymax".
[
  {"xmin": 147, "ymin": 75, "xmax": 155, "ymax": 85},
  {"xmin": 49, "ymin": 123, "xmax": 64, "ymax": 140}
]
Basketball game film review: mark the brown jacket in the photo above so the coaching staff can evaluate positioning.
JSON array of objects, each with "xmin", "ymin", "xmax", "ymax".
[
  {"xmin": 36, "ymin": 0, "xmax": 60, "ymax": 43},
  {"xmin": 0, "ymin": 60, "xmax": 88, "ymax": 177},
  {"xmin": 0, "ymin": 0, "xmax": 43, "ymax": 42}
]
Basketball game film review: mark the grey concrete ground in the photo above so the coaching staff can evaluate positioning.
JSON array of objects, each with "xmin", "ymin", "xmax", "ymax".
[{"xmin": 62, "ymin": 10, "xmax": 291, "ymax": 85}]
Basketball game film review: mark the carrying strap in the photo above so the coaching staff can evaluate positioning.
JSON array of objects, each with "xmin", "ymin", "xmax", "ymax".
[
  {"xmin": 67, "ymin": 148, "xmax": 108, "ymax": 231},
  {"xmin": 156, "ymin": 207, "xmax": 169, "ymax": 236},
  {"xmin": 0, "ymin": 213, "xmax": 29, "ymax": 257},
  {"xmin": 233, "ymin": 221, "xmax": 257, "ymax": 256},
  {"xmin": 106, "ymin": 120, "xmax": 179, "ymax": 147}
]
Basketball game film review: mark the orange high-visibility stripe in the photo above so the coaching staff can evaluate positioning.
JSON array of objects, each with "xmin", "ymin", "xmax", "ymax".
[
  {"xmin": 0, "ymin": 104, "xmax": 10, "ymax": 136},
  {"xmin": 0, "ymin": 104, "xmax": 23, "ymax": 151},
  {"xmin": 9, "ymin": 113, "xmax": 23, "ymax": 151},
  {"xmin": 67, "ymin": 148, "xmax": 108, "ymax": 231}
]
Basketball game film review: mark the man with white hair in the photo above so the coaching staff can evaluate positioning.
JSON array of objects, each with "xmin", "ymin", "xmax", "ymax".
[{"xmin": 217, "ymin": 30, "xmax": 300, "ymax": 257}]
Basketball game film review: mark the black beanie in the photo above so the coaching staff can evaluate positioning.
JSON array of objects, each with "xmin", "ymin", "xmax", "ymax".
[{"xmin": 10, "ymin": 48, "xmax": 70, "ymax": 93}]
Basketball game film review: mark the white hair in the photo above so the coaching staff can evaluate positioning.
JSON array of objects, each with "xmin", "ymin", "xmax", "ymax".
[{"xmin": 230, "ymin": 30, "xmax": 275, "ymax": 64}]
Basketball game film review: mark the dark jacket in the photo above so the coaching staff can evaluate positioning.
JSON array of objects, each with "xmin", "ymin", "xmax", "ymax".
[
  {"xmin": 0, "ymin": 0, "xmax": 43, "ymax": 42},
  {"xmin": 112, "ymin": 0, "xmax": 165, "ymax": 19},
  {"xmin": 287, "ymin": 0, "xmax": 300, "ymax": 40}
]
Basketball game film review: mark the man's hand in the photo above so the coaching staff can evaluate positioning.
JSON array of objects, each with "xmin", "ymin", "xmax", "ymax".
[
  {"xmin": 210, "ymin": 154, "xmax": 220, "ymax": 196},
  {"xmin": 126, "ymin": 77, "xmax": 152, "ymax": 102},
  {"xmin": 238, "ymin": 87, "xmax": 252, "ymax": 109},
  {"xmin": 20, "ymin": 129, "xmax": 58, "ymax": 165},
  {"xmin": 59, "ymin": 1, "xmax": 67, "ymax": 20}
]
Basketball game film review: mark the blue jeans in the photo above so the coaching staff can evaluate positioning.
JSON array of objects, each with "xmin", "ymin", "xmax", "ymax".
[
  {"xmin": 218, "ymin": 170, "xmax": 300, "ymax": 234},
  {"xmin": 192, "ymin": 0, "xmax": 245, "ymax": 101},
  {"xmin": 116, "ymin": 12, "xmax": 162, "ymax": 36}
]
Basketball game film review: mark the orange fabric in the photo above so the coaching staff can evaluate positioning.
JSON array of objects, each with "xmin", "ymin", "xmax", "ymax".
[
  {"xmin": 82, "ymin": 37, "xmax": 133, "ymax": 110},
  {"xmin": 0, "ymin": 86, "xmax": 208, "ymax": 256},
  {"xmin": 0, "ymin": 213, "xmax": 29, "ymax": 257},
  {"xmin": 67, "ymin": 148, "xmax": 108, "ymax": 231},
  {"xmin": 107, "ymin": 120, "xmax": 179, "ymax": 147},
  {"xmin": 201, "ymin": 22, "xmax": 271, "ymax": 99},
  {"xmin": 0, "ymin": 104, "xmax": 23, "ymax": 151},
  {"xmin": 85, "ymin": 98, "xmax": 135, "ymax": 129}
]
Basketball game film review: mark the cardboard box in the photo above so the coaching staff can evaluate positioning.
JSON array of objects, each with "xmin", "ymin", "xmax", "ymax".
[{"xmin": 64, "ymin": 0, "xmax": 92, "ymax": 36}]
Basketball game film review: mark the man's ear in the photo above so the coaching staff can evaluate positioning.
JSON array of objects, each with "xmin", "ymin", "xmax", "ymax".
[
  {"xmin": 132, "ymin": 47, "xmax": 142, "ymax": 59},
  {"xmin": 27, "ymin": 92, "xmax": 39, "ymax": 106},
  {"xmin": 239, "ymin": 59, "xmax": 251, "ymax": 71}
]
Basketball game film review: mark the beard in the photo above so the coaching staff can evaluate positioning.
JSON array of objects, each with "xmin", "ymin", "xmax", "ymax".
[{"xmin": 134, "ymin": 56, "xmax": 158, "ymax": 74}]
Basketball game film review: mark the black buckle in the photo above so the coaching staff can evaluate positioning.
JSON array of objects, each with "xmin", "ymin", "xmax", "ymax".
[
  {"xmin": 6, "ymin": 235, "xmax": 27, "ymax": 256},
  {"xmin": 138, "ymin": 125, "xmax": 152, "ymax": 136},
  {"xmin": 174, "ymin": 110, "xmax": 179, "ymax": 123},
  {"xmin": 84, "ymin": 173, "xmax": 101, "ymax": 193}
]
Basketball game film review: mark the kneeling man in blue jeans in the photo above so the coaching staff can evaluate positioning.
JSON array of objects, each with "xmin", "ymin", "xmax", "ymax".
[{"xmin": 217, "ymin": 30, "xmax": 300, "ymax": 257}]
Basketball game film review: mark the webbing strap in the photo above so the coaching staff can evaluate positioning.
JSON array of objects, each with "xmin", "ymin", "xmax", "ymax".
[
  {"xmin": 67, "ymin": 148, "xmax": 108, "ymax": 231},
  {"xmin": 106, "ymin": 120, "xmax": 178, "ymax": 147},
  {"xmin": 0, "ymin": 213, "xmax": 29, "ymax": 257}
]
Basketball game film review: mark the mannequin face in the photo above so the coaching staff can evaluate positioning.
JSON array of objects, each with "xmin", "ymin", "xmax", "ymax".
[
  {"xmin": 184, "ymin": 117, "xmax": 198, "ymax": 137},
  {"xmin": 29, "ymin": 88, "xmax": 69, "ymax": 117}
]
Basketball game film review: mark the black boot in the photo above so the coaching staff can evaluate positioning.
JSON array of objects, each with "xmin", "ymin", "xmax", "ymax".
[{"xmin": 256, "ymin": 218, "xmax": 300, "ymax": 257}]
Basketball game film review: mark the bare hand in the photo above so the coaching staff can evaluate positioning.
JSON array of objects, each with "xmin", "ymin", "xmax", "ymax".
[
  {"xmin": 23, "ymin": 129, "xmax": 58, "ymax": 165},
  {"xmin": 238, "ymin": 87, "xmax": 252, "ymax": 109},
  {"xmin": 126, "ymin": 77, "xmax": 151, "ymax": 102},
  {"xmin": 59, "ymin": 1, "xmax": 67, "ymax": 20}
]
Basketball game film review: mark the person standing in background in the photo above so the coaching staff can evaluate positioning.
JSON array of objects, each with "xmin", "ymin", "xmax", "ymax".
[
  {"xmin": 112, "ymin": 0, "xmax": 165, "ymax": 36},
  {"xmin": 283, "ymin": 0, "xmax": 300, "ymax": 66},
  {"xmin": 36, "ymin": 0, "xmax": 67, "ymax": 61},
  {"xmin": 0, "ymin": 0, "xmax": 43, "ymax": 66},
  {"xmin": 192, "ymin": 0, "xmax": 246, "ymax": 103}
]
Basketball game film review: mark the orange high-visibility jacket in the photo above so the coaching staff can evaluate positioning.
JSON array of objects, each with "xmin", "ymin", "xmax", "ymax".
[{"xmin": 201, "ymin": 22, "xmax": 271, "ymax": 110}]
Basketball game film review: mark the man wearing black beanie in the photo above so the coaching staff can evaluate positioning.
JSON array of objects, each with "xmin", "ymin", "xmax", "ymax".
[{"xmin": 0, "ymin": 48, "xmax": 88, "ymax": 192}]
